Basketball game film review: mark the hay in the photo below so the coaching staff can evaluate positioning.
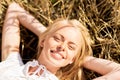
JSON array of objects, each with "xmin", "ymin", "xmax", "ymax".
[{"xmin": 0, "ymin": 0, "xmax": 120, "ymax": 79}]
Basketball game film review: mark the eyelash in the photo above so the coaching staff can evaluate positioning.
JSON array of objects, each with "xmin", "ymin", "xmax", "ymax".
[
  {"xmin": 53, "ymin": 36, "xmax": 60, "ymax": 42},
  {"xmin": 68, "ymin": 45, "xmax": 75, "ymax": 50}
]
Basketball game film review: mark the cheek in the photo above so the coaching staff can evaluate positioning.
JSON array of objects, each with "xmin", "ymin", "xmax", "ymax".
[
  {"xmin": 67, "ymin": 51, "xmax": 76, "ymax": 60},
  {"xmin": 44, "ymin": 38, "xmax": 58, "ymax": 49},
  {"xmin": 68, "ymin": 48, "xmax": 79, "ymax": 60}
]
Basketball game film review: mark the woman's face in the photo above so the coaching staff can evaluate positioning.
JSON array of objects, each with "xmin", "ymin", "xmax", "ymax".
[{"xmin": 39, "ymin": 26, "xmax": 82, "ymax": 69}]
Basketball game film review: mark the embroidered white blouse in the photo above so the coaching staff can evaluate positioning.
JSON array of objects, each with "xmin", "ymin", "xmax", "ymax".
[{"xmin": 0, "ymin": 52, "xmax": 58, "ymax": 80}]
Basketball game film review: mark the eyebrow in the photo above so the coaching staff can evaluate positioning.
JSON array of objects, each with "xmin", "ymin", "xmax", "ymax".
[{"xmin": 56, "ymin": 33, "xmax": 78, "ymax": 47}]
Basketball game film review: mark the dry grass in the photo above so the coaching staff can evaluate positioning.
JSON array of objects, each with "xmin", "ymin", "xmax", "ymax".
[{"xmin": 0, "ymin": 0, "xmax": 120, "ymax": 79}]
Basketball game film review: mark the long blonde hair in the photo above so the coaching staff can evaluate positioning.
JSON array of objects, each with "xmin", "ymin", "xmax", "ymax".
[{"xmin": 37, "ymin": 19, "xmax": 93, "ymax": 80}]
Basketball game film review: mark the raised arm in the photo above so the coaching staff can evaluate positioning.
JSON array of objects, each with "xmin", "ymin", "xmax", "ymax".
[
  {"xmin": 2, "ymin": 2, "xmax": 46, "ymax": 61},
  {"xmin": 83, "ymin": 56, "xmax": 120, "ymax": 80},
  {"xmin": 17, "ymin": 4, "xmax": 46, "ymax": 36},
  {"xmin": 2, "ymin": 3, "xmax": 20, "ymax": 61}
]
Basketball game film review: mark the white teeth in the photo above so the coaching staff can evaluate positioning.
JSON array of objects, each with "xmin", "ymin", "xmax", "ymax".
[{"xmin": 50, "ymin": 50, "xmax": 65, "ymax": 59}]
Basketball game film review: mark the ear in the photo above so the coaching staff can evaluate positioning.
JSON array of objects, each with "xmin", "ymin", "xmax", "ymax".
[
  {"xmin": 40, "ymin": 39, "xmax": 45, "ymax": 47},
  {"xmin": 69, "ymin": 58, "xmax": 75, "ymax": 64},
  {"xmin": 69, "ymin": 61, "xmax": 73, "ymax": 64}
]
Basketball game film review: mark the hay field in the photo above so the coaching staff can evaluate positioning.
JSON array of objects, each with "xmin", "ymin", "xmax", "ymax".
[{"xmin": 0, "ymin": 0, "xmax": 120, "ymax": 79}]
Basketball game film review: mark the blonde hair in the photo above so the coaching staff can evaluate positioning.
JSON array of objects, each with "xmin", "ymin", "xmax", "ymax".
[{"xmin": 37, "ymin": 19, "xmax": 93, "ymax": 80}]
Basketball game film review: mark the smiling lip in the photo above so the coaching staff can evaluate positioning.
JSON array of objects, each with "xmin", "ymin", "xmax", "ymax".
[{"xmin": 50, "ymin": 50, "xmax": 65, "ymax": 60}]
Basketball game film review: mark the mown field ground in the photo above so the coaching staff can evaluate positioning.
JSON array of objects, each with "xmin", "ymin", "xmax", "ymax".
[{"xmin": 0, "ymin": 0, "xmax": 120, "ymax": 79}]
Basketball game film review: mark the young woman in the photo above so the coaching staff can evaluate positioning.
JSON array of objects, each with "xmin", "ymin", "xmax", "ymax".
[
  {"xmin": 0, "ymin": 2, "xmax": 92, "ymax": 80},
  {"xmin": 1, "ymin": 2, "xmax": 120, "ymax": 80}
]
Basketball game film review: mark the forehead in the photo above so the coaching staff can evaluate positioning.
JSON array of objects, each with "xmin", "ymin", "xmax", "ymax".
[{"xmin": 53, "ymin": 27, "xmax": 82, "ymax": 45}]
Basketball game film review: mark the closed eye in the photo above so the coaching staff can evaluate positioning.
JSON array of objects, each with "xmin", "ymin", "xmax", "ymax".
[
  {"xmin": 53, "ymin": 35, "xmax": 61, "ymax": 42},
  {"xmin": 68, "ymin": 45, "xmax": 76, "ymax": 50},
  {"xmin": 68, "ymin": 41, "xmax": 77, "ymax": 51}
]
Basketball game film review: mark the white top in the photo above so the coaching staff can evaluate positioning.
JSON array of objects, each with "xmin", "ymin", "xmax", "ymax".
[{"xmin": 0, "ymin": 52, "xmax": 58, "ymax": 80}]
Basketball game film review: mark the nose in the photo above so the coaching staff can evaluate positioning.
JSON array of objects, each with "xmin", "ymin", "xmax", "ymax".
[{"xmin": 57, "ymin": 42, "xmax": 66, "ymax": 51}]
